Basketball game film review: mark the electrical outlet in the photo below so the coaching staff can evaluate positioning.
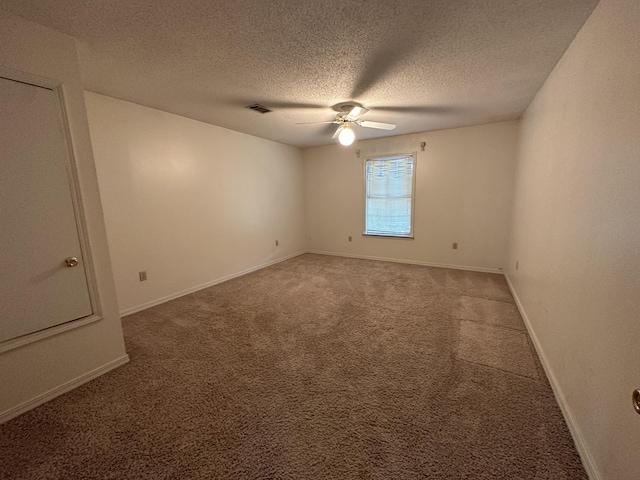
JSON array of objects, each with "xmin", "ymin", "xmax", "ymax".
[
  {"xmin": 516, "ymin": 260, "xmax": 519, "ymax": 270},
  {"xmin": 452, "ymin": 242, "xmax": 458, "ymax": 250},
  {"xmin": 139, "ymin": 271, "xmax": 147, "ymax": 281},
  {"xmin": 275, "ymin": 240, "xmax": 279, "ymax": 246},
  {"xmin": 348, "ymin": 236, "xmax": 352, "ymax": 242}
]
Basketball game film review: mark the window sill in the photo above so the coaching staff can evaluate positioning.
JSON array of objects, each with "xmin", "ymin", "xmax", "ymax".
[{"xmin": 362, "ymin": 233, "xmax": 414, "ymax": 239}]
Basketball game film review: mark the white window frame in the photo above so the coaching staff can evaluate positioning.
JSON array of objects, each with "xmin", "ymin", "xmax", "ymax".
[{"xmin": 363, "ymin": 152, "xmax": 417, "ymax": 239}]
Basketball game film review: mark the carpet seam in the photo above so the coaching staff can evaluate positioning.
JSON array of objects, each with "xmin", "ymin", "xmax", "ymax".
[
  {"xmin": 453, "ymin": 316, "xmax": 527, "ymax": 333},
  {"xmin": 455, "ymin": 356, "xmax": 541, "ymax": 382}
]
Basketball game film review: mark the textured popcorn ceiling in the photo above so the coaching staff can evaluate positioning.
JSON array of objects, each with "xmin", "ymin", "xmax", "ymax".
[{"xmin": 0, "ymin": 0, "xmax": 599, "ymax": 147}]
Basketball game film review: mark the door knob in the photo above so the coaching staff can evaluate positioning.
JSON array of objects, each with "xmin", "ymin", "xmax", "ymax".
[{"xmin": 64, "ymin": 256, "xmax": 79, "ymax": 267}]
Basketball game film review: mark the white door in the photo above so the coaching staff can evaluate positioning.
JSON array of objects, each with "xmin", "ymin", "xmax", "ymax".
[{"xmin": 0, "ymin": 76, "xmax": 92, "ymax": 343}]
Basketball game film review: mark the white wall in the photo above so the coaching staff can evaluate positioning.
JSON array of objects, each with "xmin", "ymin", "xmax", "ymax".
[
  {"xmin": 304, "ymin": 121, "xmax": 519, "ymax": 271},
  {"xmin": 0, "ymin": 11, "xmax": 127, "ymax": 420},
  {"xmin": 85, "ymin": 92, "xmax": 307, "ymax": 315},
  {"xmin": 506, "ymin": 0, "xmax": 640, "ymax": 478}
]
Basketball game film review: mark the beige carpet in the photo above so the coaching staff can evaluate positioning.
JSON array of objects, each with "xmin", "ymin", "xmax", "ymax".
[{"xmin": 0, "ymin": 254, "xmax": 586, "ymax": 479}]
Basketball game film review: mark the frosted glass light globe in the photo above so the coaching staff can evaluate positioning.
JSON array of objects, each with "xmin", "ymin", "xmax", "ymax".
[{"xmin": 338, "ymin": 127, "xmax": 355, "ymax": 146}]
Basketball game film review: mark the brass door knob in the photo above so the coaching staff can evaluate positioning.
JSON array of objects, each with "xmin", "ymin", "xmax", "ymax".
[{"xmin": 64, "ymin": 256, "xmax": 79, "ymax": 267}]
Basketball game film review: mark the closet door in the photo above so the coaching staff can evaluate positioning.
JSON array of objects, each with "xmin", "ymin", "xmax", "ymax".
[{"xmin": 0, "ymin": 76, "xmax": 92, "ymax": 343}]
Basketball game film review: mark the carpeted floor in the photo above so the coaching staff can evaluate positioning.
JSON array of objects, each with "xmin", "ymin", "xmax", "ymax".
[{"xmin": 0, "ymin": 254, "xmax": 586, "ymax": 479}]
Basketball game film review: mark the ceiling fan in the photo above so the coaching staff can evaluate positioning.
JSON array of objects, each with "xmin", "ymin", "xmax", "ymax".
[{"xmin": 296, "ymin": 102, "xmax": 396, "ymax": 146}]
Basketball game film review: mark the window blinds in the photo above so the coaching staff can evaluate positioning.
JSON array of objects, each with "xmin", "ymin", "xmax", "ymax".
[{"xmin": 365, "ymin": 154, "xmax": 415, "ymax": 237}]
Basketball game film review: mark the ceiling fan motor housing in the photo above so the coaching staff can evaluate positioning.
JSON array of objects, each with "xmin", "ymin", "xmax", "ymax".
[{"xmin": 333, "ymin": 102, "xmax": 363, "ymax": 114}]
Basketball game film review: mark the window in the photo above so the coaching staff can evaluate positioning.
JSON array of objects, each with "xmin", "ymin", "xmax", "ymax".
[{"xmin": 364, "ymin": 153, "xmax": 416, "ymax": 238}]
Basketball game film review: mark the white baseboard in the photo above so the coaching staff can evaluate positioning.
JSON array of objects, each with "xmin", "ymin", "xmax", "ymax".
[
  {"xmin": 120, "ymin": 251, "xmax": 307, "ymax": 317},
  {"xmin": 307, "ymin": 250, "xmax": 503, "ymax": 274},
  {"xmin": 0, "ymin": 354, "xmax": 129, "ymax": 424},
  {"xmin": 504, "ymin": 273, "xmax": 600, "ymax": 480}
]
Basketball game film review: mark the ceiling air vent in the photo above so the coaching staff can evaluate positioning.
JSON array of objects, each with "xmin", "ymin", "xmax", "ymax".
[{"xmin": 246, "ymin": 103, "xmax": 272, "ymax": 114}]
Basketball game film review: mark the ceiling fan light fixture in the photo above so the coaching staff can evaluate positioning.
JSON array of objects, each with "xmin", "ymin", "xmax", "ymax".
[
  {"xmin": 338, "ymin": 125, "xmax": 355, "ymax": 146},
  {"xmin": 296, "ymin": 103, "xmax": 395, "ymax": 144}
]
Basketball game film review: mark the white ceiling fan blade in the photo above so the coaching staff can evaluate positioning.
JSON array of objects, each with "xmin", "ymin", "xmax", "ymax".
[
  {"xmin": 332, "ymin": 125, "xmax": 344, "ymax": 139},
  {"xmin": 295, "ymin": 120, "xmax": 338, "ymax": 125},
  {"xmin": 345, "ymin": 106, "xmax": 369, "ymax": 120},
  {"xmin": 359, "ymin": 120, "xmax": 396, "ymax": 130}
]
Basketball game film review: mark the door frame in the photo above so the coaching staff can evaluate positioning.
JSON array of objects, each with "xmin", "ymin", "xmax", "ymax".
[{"xmin": 0, "ymin": 66, "xmax": 103, "ymax": 353}]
